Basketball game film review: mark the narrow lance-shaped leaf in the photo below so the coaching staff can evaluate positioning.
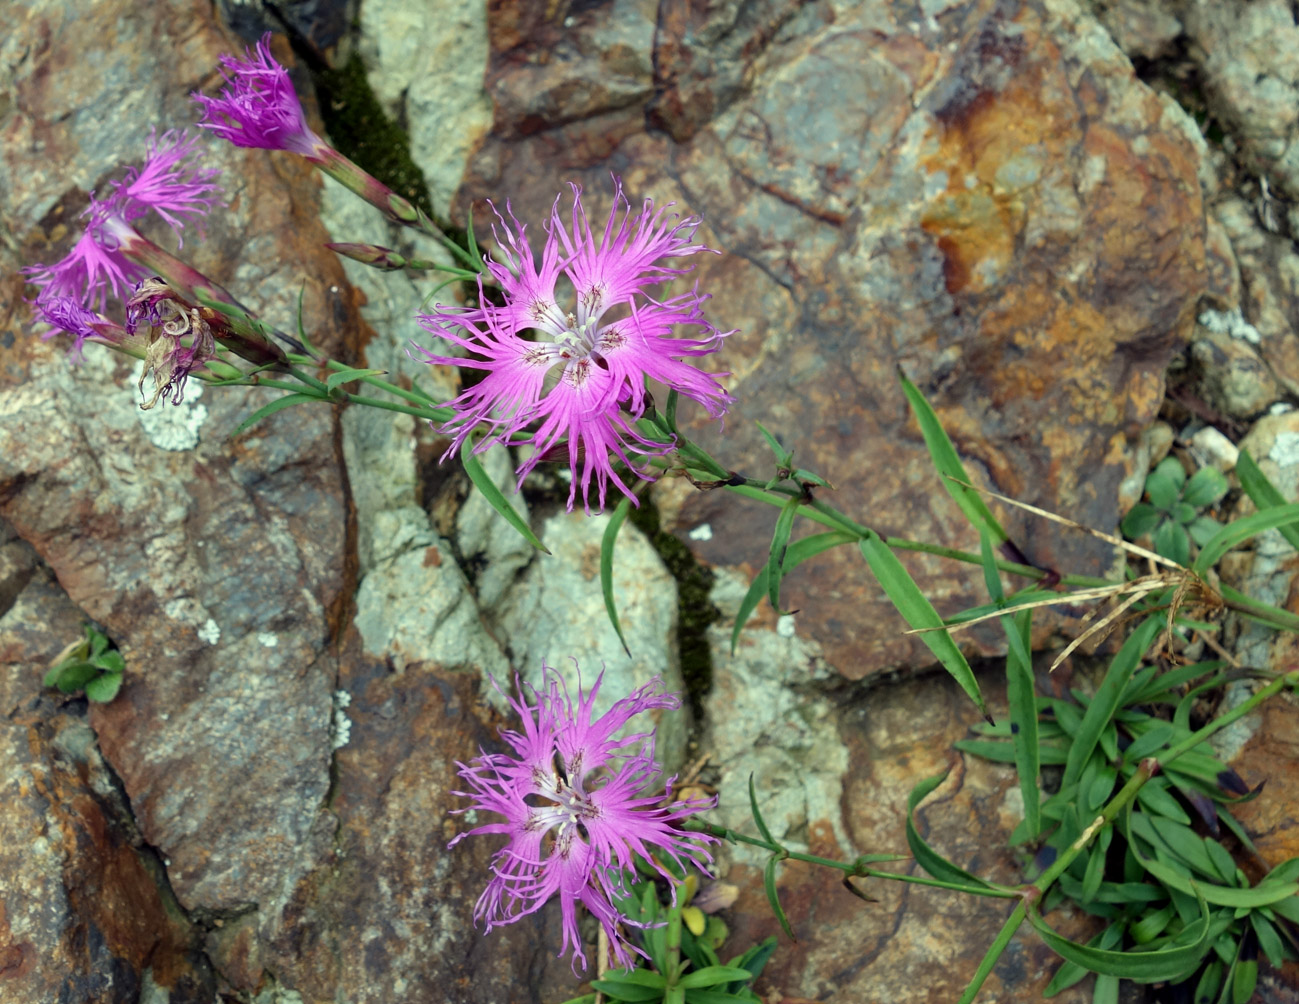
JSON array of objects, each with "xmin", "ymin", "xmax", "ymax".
[
  {"xmin": 905, "ymin": 772, "xmax": 992, "ymax": 888},
  {"xmin": 767, "ymin": 497, "xmax": 800, "ymax": 612},
  {"xmin": 731, "ymin": 532, "xmax": 855, "ymax": 654},
  {"xmin": 231, "ymin": 392, "xmax": 324, "ymax": 438},
  {"xmin": 1024, "ymin": 888, "xmax": 1210, "ymax": 982},
  {"xmin": 459, "ymin": 438, "xmax": 550, "ymax": 554},
  {"xmin": 898, "ymin": 371, "xmax": 1007, "ymax": 542},
  {"xmin": 600, "ymin": 496, "xmax": 634, "ymax": 656},
  {"xmin": 763, "ymin": 855, "xmax": 794, "ymax": 940},
  {"xmin": 1192, "ymin": 503, "xmax": 1299, "ymax": 573},
  {"xmin": 859, "ymin": 533, "xmax": 987, "ymax": 718}
]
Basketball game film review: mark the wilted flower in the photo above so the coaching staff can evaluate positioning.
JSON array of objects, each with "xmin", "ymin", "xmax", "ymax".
[
  {"xmin": 450, "ymin": 664, "xmax": 715, "ymax": 971},
  {"xmin": 418, "ymin": 179, "xmax": 733, "ymax": 512},
  {"xmin": 126, "ymin": 277, "xmax": 217, "ymax": 408},
  {"xmin": 192, "ymin": 33, "xmax": 328, "ymax": 158},
  {"xmin": 24, "ymin": 132, "xmax": 220, "ymax": 313}
]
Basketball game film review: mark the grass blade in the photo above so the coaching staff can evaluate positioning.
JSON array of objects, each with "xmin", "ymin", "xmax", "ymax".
[{"xmin": 730, "ymin": 532, "xmax": 854, "ymax": 654}]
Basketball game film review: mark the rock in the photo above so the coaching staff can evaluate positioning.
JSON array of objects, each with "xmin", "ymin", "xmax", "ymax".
[
  {"xmin": 1189, "ymin": 324, "xmax": 1281, "ymax": 419},
  {"xmin": 492, "ymin": 511, "xmax": 686, "ymax": 766},
  {"xmin": 355, "ymin": 0, "xmax": 493, "ymax": 217},
  {"xmin": 0, "ymin": 558, "xmax": 212, "ymax": 1003},
  {"xmin": 1212, "ymin": 196, "xmax": 1299, "ymax": 400},
  {"xmin": 1188, "ymin": 425, "xmax": 1240, "ymax": 471},
  {"xmin": 705, "ymin": 606, "xmax": 1093, "ymax": 1002},
  {"xmin": 1084, "ymin": 0, "xmax": 1183, "ymax": 61},
  {"xmin": 1185, "ymin": 0, "xmax": 1299, "ymax": 200}
]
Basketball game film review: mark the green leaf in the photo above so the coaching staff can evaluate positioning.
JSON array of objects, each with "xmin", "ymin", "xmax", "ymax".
[
  {"xmin": 683, "ymin": 992, "xmax": 763, "ymax": 1004},
  {"xmin": 754, "ymin": 421, "xmax": 793, "ymax": 466},
  {"xmin": 766, "ymin": 498, "xmax": 800, "ymax": 612},
  {"xmin": 1044, "ymin": 925, "xmax": 1125, "ymax": 995},
  {"xmin": 1154, "ymin": 520, "xmax": 1191, "ymax": 566},
  {"xmin": 231, "ymin": 392, "xmax": 324, "ymax": 437},
  {"xmin": 1130, "ymin": 902, "xmax": 1176, "ymax": 944},
  {"xmin": 906, "ymin": 772, "xmax": 992, "ymax": 888},
  {"xmin": 1062, "ymin": 616, "xmax": 1162, "ymax": 787},
  {"xmin": 1193, "ymin": 502, "xmax": 1299, "ymax": 573},
  {"xmin": 324, "ymin": 367, "xmax": 386, "ymax": 392},
  {"xmin": 1173, "ymin": 501, "xmax": 1198, "ymax": 525},
  {"xmin": 858, "ymin": 534, "xmax": 987, "ymax": 718},
  {"xmin": 1081, "ymin": 826, "xmax": 1112, "ymax": 903},
  {"xmin": 1120, "ymin": 503, "xmax": 1164, "ymax": 539},
  {"xmin": 1091, "ymin": 973, "xmax": 1119, "ymax": 1004},
  {"xmin": 1183, "ymin": 467, "xmax": 1229, "ymax": 508},
  {"xmin": 1188, "ymin": 514, "xmax": 1223, "ymax": 546},
  {"xmin": 1194, "ymin": 959, "xmax": 1223, "ymax": 1003},
  {"xmin": 748, "ymin": 774, "xmax": 777, "ymax": 846},
  {"xmin": 1134, "ymin": 779, "xmax": 1192, "ymax": 825},
  {"xmin": 1004, "ymin": 606, "xmax": 1040, "ymax": 838},
  {"xmin": 93, "ymin": 650, "xmax": 126, "ymax": 674},
  {"xmin": 677, "ymin": 967, "xmax": 757, "ymax": 990},
  {"xmin": 84, "ymin": 672, "xmax": 123, "ymax": 703},
  {"xmin": 1146, "ymin": 465, "xmax": 1182, "ymax": 511},
  {"xmin": 1025, "ymin": 888, "xmax": 1210, "ymax": 982},
  {"xmin": 1236, "ymin": 448, "xmax": 1299, "ymax": 550},
  {"xmin": 55, "ymin": 662, "xmax": 99, "ymax": 693},
  {"xmin": 730, "ymin": 532, "xmax": 854, "ymax": 654},
  {"xmin": 600, "ymin": 497, "xmax": 634, "ymax": 657},
  {"xmin": 665, "ymin": 388, "xmax": 680, "ymax": 434},
  {"xmin": 1124, "ymin": 723, "xmax": 1175, "ymax": 763},
  {"xmin": 1231, "ymin": 950, "xmax": 1257, "ymax": 1004},
  {"xmin": 897, "ymin": 372, "xmax": 1007, "ymax": 542},
  {"xmin": 459, "ymin": 439, "xmax": 549, "ymax": 554},
  {"xmin": 591, "ymin": 975, "xmax": 668, "ymax": 1002},
  {"xmin": 727, "ymin": 936, "xmax": 778, "ymax": 991},
  {"xmin": 1250, "ymin": 913, "xmax": 1286, "ymax": 969},
  {"xmin": 763, "ymin": 855, "xmax": 794, "ymax": 940}
]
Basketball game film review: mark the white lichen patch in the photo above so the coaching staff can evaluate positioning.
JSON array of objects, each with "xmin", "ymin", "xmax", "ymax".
[
  {"xmin": 198, "ymin": 618, "xmax": 221, "ymax": 645},
  {"xmin": 1198, "ymin": 306, "xmax": 1262, "ymax": 345},
  {"xmin": 257, "ymin": 632, "xmax": 279, "ymax": 648},
  {"xmin": 687, "ymin": 522, "xmax": 713, "ymax": 541},
  {"xmin": 132, "ymin": 363, "xmax": 208, "ymax": 450},
  {"xmin": 330, "ymin": 689, "xmax": 353, "ymax": 750}
]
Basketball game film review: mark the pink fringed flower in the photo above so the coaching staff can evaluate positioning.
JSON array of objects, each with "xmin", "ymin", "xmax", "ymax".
[
  {"xmin": 192, "ymin": 33, "xmax": 328, "ymax": 158},
  {"xmin": 450, "ymin": 665, "xmax": 716, "ymax": 971},
  {"xmin": 24, "ymin": 131, "xmax": 221, "ymax": 314},
  {"xmin": 418, "ymin": 180, "xmax": 733, "ymax": 512}
]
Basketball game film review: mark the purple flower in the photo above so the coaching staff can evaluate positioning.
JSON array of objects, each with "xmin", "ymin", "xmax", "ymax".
[
  {"xmin": 105, "ymin": 130, "xmax": 222, "ymax": 242},
  {"xmin": 33, "ymin": 294, "xmax": 125, "ymax": 358},
  {"xmin": 450, "ymin": 665, "xmax": 716, "ymax": 971},
  {"xmin": 417, "ymin": 180, "xmax": 733, "ymax": 512},
  {"xmin": 23, "ymin": 205, "xmax": 147, "ymax": 312},
  {"xmin": 192, "ymin": 33, "xmax": 328, "ymax": 158},
  {"xmin": 24, "ymin": 132, "xmax": 220, "ymax": 312}
]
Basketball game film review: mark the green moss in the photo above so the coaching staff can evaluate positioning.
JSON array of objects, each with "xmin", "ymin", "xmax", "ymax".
[
  {"xmin": 629, "ymin": 499, "xmax": 719, "ymax": 724},
  {"xmin": 312, "ymin": 53, "xmax": 436, "ymax": 221}
]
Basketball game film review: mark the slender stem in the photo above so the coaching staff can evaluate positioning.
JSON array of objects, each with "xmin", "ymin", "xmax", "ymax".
[
  {"xmin": 685, "ymin": 822, "xmax": 1017, "ymax": 898},
  {"xmin": 342, "ymin": 393, "xmax": 452, "ymax": 423},
  {"xmin": 955, "ymin": 905, "xmax": 1027, "ymax": 1004},
  {"xmin": 664, "ymin": 895, "xmax": 684, "ymax": 986}
]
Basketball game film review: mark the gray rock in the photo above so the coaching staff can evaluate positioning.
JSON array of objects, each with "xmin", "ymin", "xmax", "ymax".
[
  {"xmin": 492, "ymin": 511, "xmax": 685, "ymax": 766},
  {"xmin": 1186, "ymin": 0, "xmax": 1299, "ymax": 198}
]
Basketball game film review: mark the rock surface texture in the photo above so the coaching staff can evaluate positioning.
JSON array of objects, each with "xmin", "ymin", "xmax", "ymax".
[{"xmin": 2, "ymin": 0, "xmax": 1297, "ymax": 1002}]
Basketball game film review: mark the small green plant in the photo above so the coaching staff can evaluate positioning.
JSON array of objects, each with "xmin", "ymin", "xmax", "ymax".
[
  {"xmin": 43, "ymin": 624, "xmax": 125, "ymax": 702},
  {"xmin": 560, "ymin": 862, "xmax": 777, "ymax": 1004},
  {"xmin": 1121, "ymin": 456, "xmax": 1229, "ymax": 566}
]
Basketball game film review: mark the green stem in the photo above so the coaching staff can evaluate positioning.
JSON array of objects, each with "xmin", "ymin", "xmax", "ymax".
[{"xmin": 685, "ymin": 822, "xmax": 1017, "ymax": 898}]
